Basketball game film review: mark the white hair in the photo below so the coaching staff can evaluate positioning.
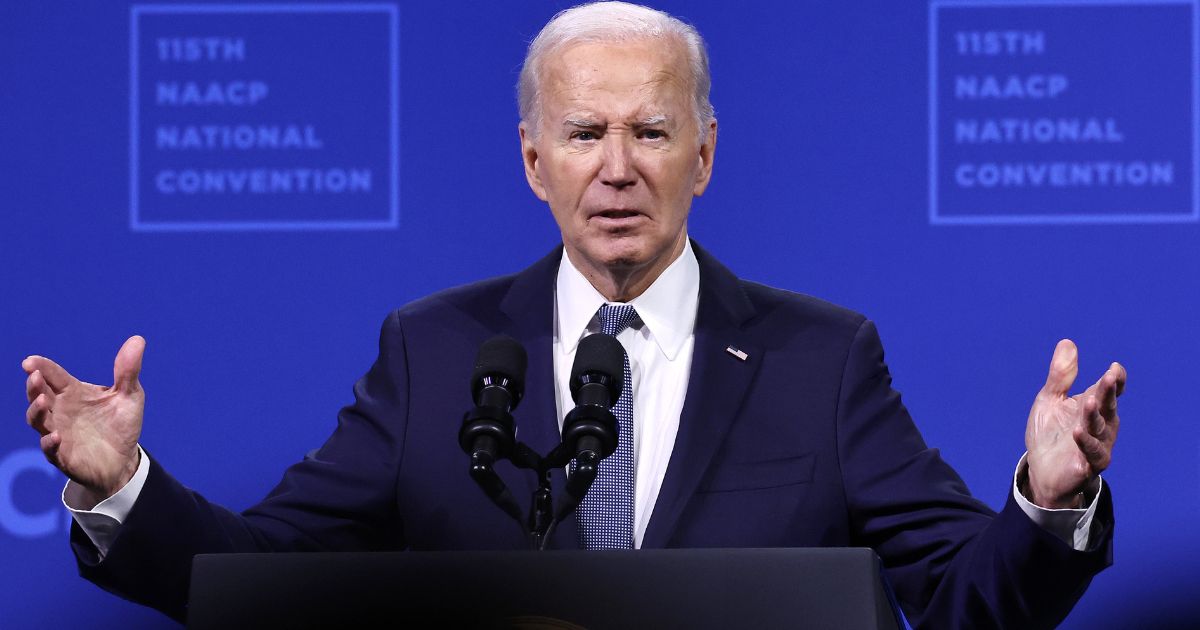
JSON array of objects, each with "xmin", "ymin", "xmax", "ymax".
[{"xmin": 517, "ymin": 1, "xmax": 715, "ymax": 141}]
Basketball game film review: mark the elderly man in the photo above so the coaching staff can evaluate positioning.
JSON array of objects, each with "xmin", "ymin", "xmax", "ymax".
[{"xmin": 22, "ymin": 2, "xmax": 1123, "ymax": 627}]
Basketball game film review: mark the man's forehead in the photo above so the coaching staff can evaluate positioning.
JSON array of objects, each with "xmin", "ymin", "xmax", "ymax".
[
  {"xmin": 541, "ymin": 39, "xmax": 691, "ymax": 91},
  {"xmin": 551, "ymin": 94, "xmax": 682, "ymax": 130},
  {"xmin": 538, "ymin": 39, "xmax": 693, "ymax": 123},
  {"xmin": 561, "ymin": 112, "xmax": 673, "ymax": 128}
]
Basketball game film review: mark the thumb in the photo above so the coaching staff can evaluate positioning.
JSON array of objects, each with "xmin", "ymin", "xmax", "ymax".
[
  {"xmin": 113, "ymin": 335, "xmax": 146, "ymax": 393},
  {"xmin": 1041, "ymin": 338, "xmax": 1078, "ymax": 399}
]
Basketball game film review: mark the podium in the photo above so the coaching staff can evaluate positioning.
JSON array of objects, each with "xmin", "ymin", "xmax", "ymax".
[{"xmin": 188, "ymin": 548, "xmax": 902, "ymax": 629}]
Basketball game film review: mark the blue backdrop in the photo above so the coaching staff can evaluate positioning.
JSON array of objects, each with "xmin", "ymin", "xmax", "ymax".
[{"xmin": 2, "ymin": 1, "xmax": 1197, "ymax": 626}]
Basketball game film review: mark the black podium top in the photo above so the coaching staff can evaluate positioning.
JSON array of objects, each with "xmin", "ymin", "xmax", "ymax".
[{"xmin": 188, "ymin": 547, "xmax": 901, "ymax": 629}]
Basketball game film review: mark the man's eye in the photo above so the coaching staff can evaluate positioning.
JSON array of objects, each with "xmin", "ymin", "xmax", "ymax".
[
  {"xmin": 573, "ymin": 131, "xmax": 598, "ymax": 141},
  {"xmin": 641, "ymin": 130, "xmax": 665, "ymax": 140}
]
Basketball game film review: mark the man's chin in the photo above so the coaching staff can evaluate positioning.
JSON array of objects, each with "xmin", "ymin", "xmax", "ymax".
[
  {"xmin": 602, "ymin": 256, "xmax": 645, "ymax": 270},
  {"xmin": 573, "ymin": 232, "xmax": 688, "ymax": 272},
  {"xmin": 564, "ymin": 241, "xmax": 647, "ymax": 272},
  {"xmin": 593, "ymin": 243, "xmax": 653, "ymax": 271}
]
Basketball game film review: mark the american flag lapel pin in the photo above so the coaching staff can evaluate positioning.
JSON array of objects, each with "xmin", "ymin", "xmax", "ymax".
[{"xmin": 725, "ymin": 345, "xmax": 749, "ymax": 361}]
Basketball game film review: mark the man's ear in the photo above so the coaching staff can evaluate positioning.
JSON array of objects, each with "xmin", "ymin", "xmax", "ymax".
[
  {"xmin": 519, "ymin": 123, "xmax": 548, "ymax": 201},
  {"xmin": 693, "ymin": 118, "xmax": 718, "ymax": 197}
]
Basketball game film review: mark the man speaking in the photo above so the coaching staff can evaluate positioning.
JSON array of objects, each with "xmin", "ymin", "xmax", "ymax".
[{"xmin": 21, "ymin": 2, "xmax": 1125, "ymax": 627}]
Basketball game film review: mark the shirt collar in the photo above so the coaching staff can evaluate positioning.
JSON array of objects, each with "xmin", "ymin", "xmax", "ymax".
[{"xmin": 555, "ymin": 239, "xmax": 699, "ymax": 360}]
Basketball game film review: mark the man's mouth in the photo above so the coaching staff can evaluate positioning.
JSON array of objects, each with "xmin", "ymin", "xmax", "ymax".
[{"xmin": 592, "ymin": 209, "xmax": 642, "ymax": 220}]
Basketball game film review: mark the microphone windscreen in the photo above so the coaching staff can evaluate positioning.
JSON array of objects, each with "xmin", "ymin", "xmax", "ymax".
[
  {"xmin": 472, "ymin": 335, "xmax": 527, "ymax": 397},
  {"xmin": 570, "ymin": 333, "xmax": 625, "ymax": 402}
]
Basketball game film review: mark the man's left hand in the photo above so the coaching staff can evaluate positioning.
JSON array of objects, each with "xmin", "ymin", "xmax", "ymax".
[{"xmin": 1025, "ymin": 339, "xmax": 1126, "ymax": 509}]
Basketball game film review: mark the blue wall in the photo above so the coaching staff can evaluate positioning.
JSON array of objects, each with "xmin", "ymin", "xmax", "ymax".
[{"xmin": 2, "ymin": 1, "xmax": 1197, "ymax": 626}]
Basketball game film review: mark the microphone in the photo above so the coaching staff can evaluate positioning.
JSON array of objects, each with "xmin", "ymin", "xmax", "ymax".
[
  {"xmin": 561, "ymin": 333, "xmax": 623, "ymax": 498},
  {"xmin": 569, "ymin": 332, "xmax": 624, "ymax": 409},
  {"xmin": 459, "ymin": 335, "xmax": 527, "ymax": 473}
]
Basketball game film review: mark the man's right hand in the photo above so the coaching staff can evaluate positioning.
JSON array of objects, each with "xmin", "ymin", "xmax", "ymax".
[{"xmin": 22, "ymin": 336, "xmax": 146, "ymax": 507}]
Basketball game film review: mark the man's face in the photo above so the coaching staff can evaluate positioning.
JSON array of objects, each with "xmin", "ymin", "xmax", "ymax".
[{"xmin": 520, "ymin": 38, "xmax": 716, "ymax": 289}]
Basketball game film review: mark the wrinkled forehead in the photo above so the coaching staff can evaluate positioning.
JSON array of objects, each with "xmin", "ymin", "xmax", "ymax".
[{"xmin": 537, "ymin": 37, "xmax": 694, "ymax": 122}]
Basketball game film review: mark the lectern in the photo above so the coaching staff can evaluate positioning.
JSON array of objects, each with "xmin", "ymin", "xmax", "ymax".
[{"xmin": 188, "ymin": 547, "xmax": 902, "ymax": 629}]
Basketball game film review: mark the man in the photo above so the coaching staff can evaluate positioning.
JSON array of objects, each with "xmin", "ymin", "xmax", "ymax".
[{"xmin": 22, "ymin": 2, "xmax": 1124, "ymax": 627}]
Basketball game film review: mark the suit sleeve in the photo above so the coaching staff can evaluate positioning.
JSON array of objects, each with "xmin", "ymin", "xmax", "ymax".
[
  {"xmin": 836, "ymin": 319, "xmax": 1113, "ymax": 629},
  {"xmin": 72, "ymin": 310, "xmax": 412, "ymax": 622}
]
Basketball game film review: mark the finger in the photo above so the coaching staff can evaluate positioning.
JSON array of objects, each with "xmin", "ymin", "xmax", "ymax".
[
  {"xmin": 1074, "ymin": 425, "xmax": 1111, "ymax": 472},
  {"xmin": 26, "ymin": 370, "xmax": 57, "ymax": 407},
  {"xmin": 26, "ymin": 395, "xmax": 51, "ymax": 435},
  {"xmin": 40, "ymin": 432, "xmax": 62, "ymax": 465},
  {"xmin": 20, "ymin": 356, "xmax": 74, "ymax": 393},
  {"xmin": 1083, "ymin": 394, "xmax": 1106, "ymax": 439},
  {"xmin": 1040, "ymin": 339, "xmax": 1079, "ymax": 399},
  {"xmin": 1109, "ymin": 361, "xmax": 1127, "ymax": 397},
  {"xmin": 1096, "ymin": 372, "xmax": 1120, "ymax": 424},
  {"xmin": 113, "ymin": 335, "xmax": 146, "ymax": 393}
]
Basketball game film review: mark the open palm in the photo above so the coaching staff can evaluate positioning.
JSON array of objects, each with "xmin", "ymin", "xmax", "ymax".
[
  {"xmin": 1025, "ymin": 339, "xmax": 1125, "ymax": 509},
  {"xmin": 23, "ymin": 336, "xmax": 146, "ymax": 501}
]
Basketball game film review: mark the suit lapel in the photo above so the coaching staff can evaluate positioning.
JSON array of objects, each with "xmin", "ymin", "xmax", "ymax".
[
  {"xmin": 499, "ymin": 247, "xmax": 561, "ymax": 459},
  {"xmin": 642, "ymin": 243, "xmax": 761, "ymax": 548}
]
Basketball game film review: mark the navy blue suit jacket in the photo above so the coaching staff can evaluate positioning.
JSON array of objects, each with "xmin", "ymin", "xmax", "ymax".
[{"xmin": 74, "ymin": 243, "xmax": 1112, "ymax": 627}]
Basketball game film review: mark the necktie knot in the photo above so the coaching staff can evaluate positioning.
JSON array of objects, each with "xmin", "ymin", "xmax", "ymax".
[{"xmin": 598, "ymin": 304, "xmax": 637, "ymax": 337}]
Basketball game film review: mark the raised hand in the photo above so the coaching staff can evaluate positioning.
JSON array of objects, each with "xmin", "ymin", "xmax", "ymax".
[
  {"xmin": 22, "ymin": 336, "xmax": 146, "ymax": 506},
  {"xmin": 1025, "ymin": 339, "xmax": 1126, "ymax": 509}
]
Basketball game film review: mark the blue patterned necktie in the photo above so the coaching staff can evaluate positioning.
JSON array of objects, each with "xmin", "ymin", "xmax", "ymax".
[{"xmin": 576, "ymin": 303, "xmax": 638, "ymax": 550}]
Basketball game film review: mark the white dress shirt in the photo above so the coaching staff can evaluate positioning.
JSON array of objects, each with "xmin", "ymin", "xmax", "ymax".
[
  {"xmin": 66, "ymin": 237, "xmax": 1100, "ymax": 555},
  {"xmin": 553, "ymin": 242, "xmax": 699, "ymax": 548}
]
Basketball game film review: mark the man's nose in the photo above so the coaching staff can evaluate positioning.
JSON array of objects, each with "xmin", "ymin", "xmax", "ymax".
[{"xmin": 598, "ymin": 135, "xmax": 636, "ymax": 190}]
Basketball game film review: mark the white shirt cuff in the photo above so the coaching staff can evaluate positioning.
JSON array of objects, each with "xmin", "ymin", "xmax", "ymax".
[
  {"xmin": 1012, "ymin": 452, "xmax": 1101, "ymax": 551},
  {"xmin": 62, "ymin": 445, "xmax": 150, "ymax": 560}
]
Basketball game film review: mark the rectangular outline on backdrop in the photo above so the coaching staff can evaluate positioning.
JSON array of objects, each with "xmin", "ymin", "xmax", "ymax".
[
  {"xmin": 129, "ymin": 3, "xmax": 400, "ymax": 232},
  {"xmin": 928, "ymin": 0, "xmax": 1200, "ymax": 225}
]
